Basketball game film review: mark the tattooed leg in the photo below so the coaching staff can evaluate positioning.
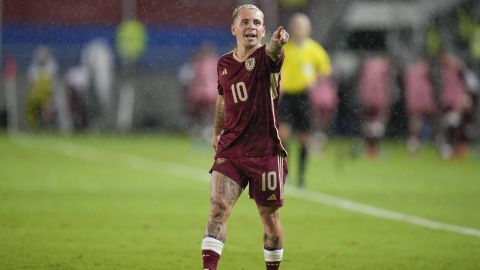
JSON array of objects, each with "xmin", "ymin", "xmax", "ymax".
[
  {"xmin": 258, "ymin": 205, "xmax": 284, "ymax": 250},
  {"xmin": 204, "ymin": 171, "xmax": 242, "ymax": 242}
]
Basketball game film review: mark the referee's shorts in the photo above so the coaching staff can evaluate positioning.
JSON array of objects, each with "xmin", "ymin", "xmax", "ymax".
[{"xmin": 279, "ymin": 91, "xmax": 312, "ymax": 132}]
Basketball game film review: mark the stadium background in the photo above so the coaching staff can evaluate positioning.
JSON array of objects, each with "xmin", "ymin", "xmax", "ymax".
[{"xmin": 1, "ymin": 0, "xmax": 477, "ymax": 134}]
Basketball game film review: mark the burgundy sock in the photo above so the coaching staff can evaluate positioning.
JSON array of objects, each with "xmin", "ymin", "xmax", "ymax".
[
  {"xmin": 202, "ymin": 249, "xmax": 220, "ymax": 270},
  {"xmin": 266, "ymin": 261, "xmax": 281, "ymax": 270}
]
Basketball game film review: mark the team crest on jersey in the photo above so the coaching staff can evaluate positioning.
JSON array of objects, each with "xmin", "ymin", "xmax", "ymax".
[{"xmin": 245, "ymin": 57, "xmax": 255, "ymax": 71}]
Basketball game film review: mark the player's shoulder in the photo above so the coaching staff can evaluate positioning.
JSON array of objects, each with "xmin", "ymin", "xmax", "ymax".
[
  {"xmin": 306, "ymin": 38, "xmax": 326, "ymax": 51},
  {"xmin": 219, "ymin": 49, "xmax": 234, "ymax": 61}
]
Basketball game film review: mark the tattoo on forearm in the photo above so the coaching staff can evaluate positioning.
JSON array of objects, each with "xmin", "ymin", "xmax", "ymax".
[{"xmin": 266, "ymin": 42, "xmax": 282, "ymax": 62}]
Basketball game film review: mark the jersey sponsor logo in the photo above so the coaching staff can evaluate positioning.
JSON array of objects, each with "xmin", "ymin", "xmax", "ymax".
[
  {"xmin": 216, "ymin": 158, "xmax": 226, "ymax": 164},
  {"xmin": 245, "ymin": 57, "xmax": 255, "ymax": 71},
  {"xmin": 267, "ymin": 194, "xmax": 277, "ymax": 201},
  {"xmin": 221, "ymin": 68, "xmax": 227, "ymax": 75}
]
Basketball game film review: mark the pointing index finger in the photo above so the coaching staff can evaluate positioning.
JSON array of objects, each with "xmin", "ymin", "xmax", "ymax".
[{"xmin": 275, "ymin": 26, "xmax": 284, "ymax": 37}]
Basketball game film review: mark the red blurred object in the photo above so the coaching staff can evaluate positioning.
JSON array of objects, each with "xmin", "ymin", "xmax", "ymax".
[
  {"xmin": 4, "ymin": 0, "xmax": 233, "ymax": 26},
  {"xmin": 4, "ymin": 56, "xmax": 17, "ymax": 79},
  {"xmin": 4, "ymin": 0, "xmax": 121, "ymax": 25}
]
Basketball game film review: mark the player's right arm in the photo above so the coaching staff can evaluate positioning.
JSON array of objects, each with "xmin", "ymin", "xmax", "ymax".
[
  {"xmin": 266, "ymin": 26, "xmax": 289, "ymax": 62},
  {"xmin": 212, "ymin": 95, "xmax": 224, "ymax": 151}
]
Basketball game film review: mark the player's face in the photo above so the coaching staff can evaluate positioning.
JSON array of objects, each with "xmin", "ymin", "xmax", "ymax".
[{"xmin": 231, "ymin": 9, "xmax": 265, "ymax": 49}]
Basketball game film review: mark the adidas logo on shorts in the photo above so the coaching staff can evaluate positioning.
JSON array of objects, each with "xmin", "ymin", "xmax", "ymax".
[{"xmin": 267, "ymin": 194, "xmax": 277, "ymax": 201}]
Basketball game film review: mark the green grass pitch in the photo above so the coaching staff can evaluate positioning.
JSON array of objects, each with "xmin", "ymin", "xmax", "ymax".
[{"xmin": 1, "ymin": 133, "xmax": 479, "ymax": 269}]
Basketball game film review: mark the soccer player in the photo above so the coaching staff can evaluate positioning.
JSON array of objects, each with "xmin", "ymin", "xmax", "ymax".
[
  {"xmin": 403, "ymin": 57, "xmax": 436, "ymax": 154},
  {"xmin": 358, "ymin": 54, "xmax": 391, "ymax": 158},
  {"xmin": 439, "ymin": 51, "xmax": 470, "ymax": 159},
  {"xmin": 178, "ymin": 42, "xmax": 219, "ymax": 142},
  {"xmin": 201, "ymin": 4, "xmax": 289, "ymax": 270},
  {"xmin": 279, "ymin": 13, "xmax": 331, "ymax": 187}
]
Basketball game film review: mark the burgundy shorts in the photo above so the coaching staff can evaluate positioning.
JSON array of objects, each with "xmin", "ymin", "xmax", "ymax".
[{"xmin": 210, "ymin": 154, "xmax": 288, "ymax": 208}]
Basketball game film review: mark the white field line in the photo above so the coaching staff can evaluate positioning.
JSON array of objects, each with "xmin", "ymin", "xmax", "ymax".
[{"xmin": 13, "ymin": 137, "xmax": 480, "ymax": 238}]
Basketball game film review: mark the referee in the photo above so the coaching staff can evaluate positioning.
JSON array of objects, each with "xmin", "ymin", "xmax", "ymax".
[{"xmin": 279, "ymin": 13, "xmax": 331, "ymax": 188}]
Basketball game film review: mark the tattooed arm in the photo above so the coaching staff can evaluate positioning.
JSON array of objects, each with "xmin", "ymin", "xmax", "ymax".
[
  {"xmin": 212, "ymin": 95, "xmax": 224, "ymax": 151},
  {"xmin": 266, "ymin": 26, "xmax": 289, "ymax": 62}
]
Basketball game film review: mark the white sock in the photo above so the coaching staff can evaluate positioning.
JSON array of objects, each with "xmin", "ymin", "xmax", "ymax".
[
  {"xmin": 264, "ymin": 248, "xmax": 284, "ymax": 262},
  {"xmin": 202, "ymin": 237, "xmax": 224, "ymax": 255}
]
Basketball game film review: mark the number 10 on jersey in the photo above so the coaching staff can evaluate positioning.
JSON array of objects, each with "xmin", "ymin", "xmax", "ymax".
[{"xmin": 231, "ymin": 82, "xmax": 248, "ymax": 103}]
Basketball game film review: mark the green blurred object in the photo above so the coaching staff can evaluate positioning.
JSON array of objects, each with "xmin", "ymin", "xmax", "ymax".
[
  {"xmin": 469, "ymin": 24, "xmax": 480, "ymax": 60},
  {"xmin": 280, "ymin": 0, "xmax": 306, "ymax": 8},
  {"xmin": 457, "ymin": 9, "xmax": 475, "ymax": 43},
  {"xmin": 426, "ymin": 25, "xmax": 441, "ymax": 57},
  {"xmin": 25, "ymin": 75, "xmax": 53, "ymax": 130},
  {"xmin": 116, "ymin": 20, "xmax": 147, "ymax": 62}
]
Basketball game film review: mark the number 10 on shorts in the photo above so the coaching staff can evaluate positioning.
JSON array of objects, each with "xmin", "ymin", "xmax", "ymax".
[{"xmin": 261, "ymin": 171, "xmax": 283, "ymax": 198}]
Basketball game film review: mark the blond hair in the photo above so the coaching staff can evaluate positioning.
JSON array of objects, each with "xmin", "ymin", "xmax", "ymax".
[{"xmin": 232, "ymin": 4, "xmax": 264, "ymax": 22}]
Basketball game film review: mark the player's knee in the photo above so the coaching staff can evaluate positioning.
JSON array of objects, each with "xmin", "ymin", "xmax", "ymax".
[{"xmin": 210, "ymin": 197, "xmax": 231, "ymax": 221}]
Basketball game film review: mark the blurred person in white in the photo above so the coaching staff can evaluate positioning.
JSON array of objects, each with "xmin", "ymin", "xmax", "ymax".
[
  {"xmin": 25, "ymin": 46, "xmax": 58, "ymax": 130},
  {"xmin": 178, "ymin": 42, "xmax": 219, "ymax": 142},
  {"xmin": 81, "ymin": 38, "xmax": 115, "ymax": 129},
  {"xmin": 403, "ymin": 56, "xmax": 437, "ymax": 154},
  {"xmin": 358, "ymin": 54, "xmax": 392, "ymax": 158},
  {"xmin": 65, "ymin": 61, "xmax": 90, "ymax": 130}
]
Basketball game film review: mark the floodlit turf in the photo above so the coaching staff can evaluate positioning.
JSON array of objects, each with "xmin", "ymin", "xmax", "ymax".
[{"xmin": 1, "ymin": 133, "xmax": 479, "ymax": 269}]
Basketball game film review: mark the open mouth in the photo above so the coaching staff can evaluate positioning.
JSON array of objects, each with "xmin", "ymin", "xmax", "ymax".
[{"xmin": 245, "ymin": 33, "xmax": 257, "ymax": 41}]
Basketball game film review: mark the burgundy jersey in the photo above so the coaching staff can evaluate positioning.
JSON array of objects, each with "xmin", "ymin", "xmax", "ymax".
[{"xmin": 215, "ymin": 45, "xmax": 285, "ymax": 158}]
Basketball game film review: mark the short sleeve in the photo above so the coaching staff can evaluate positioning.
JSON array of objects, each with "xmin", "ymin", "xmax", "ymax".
[{"xmin": 314, "ymin": 44, "xmax": 332, "ymax": 77}]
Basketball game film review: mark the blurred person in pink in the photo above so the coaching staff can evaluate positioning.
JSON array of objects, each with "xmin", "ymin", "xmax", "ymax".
[
  {"xmin": 310, "ymin": 75, "xmax": 338, "ymax": 151},
  {"xmin": 179, "ymin": 43, "xmax": 219, "ymax": 141},
  {"xmin": 403, "ymin": 57, "xmax": 437, "ymax": 154},
  {"xmin": 358, "ymin": 54, "xmax": 391, "ymax": 158},
  {"xmin": 439, "ymin": 51, "xmax": 471, "ymax": 159}
]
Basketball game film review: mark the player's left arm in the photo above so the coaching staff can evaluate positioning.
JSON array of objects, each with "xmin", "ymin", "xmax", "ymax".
[
  {"xmin": 212, "ymin": 95, "xmax": 224, "ymax": 152},
  {"xmin": 266, "ymin": 26, "xmax": 289, "ymax": 62}
]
